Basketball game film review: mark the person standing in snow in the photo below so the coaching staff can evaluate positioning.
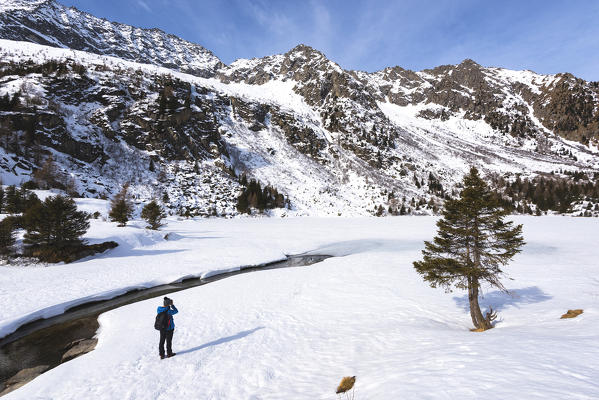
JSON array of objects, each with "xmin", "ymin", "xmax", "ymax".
[{"xmin": 157, "ymin": 297, "xmax": 178, "ymax": 359}]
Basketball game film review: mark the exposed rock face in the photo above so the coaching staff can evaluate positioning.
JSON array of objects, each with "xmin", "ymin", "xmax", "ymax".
[
  {"xmin": 61, "ymin": 338, "xmax": 98, "ymax": 362},
  {"xmin": 0, "ymin": 52, "xmax": 244, "ymax": 216},
  {"xmin": 0, "ymin": 336, "xmax": 98, "ymax": 395},
  {"xmin": 0, "ymin": 1, "xmax": 598, "ymax": 216},
  {"xmin": 359, "ymin": 59, "xmax": 599, "ymax": 143},
  {"xmin": 535, "ymin": 75, "xmax": 599, "ymax": 143},
  {"xmin": 0, "ymin": 365, "xmax": 49, "ymax": 396}
]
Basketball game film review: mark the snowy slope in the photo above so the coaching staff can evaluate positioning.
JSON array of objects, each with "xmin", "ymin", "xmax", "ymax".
[
  {"xmin": 3, "ymin": 216, "xmax": 599, "ymax": 399},
  {"xmin": 1, "ymin": 39, "xmax": 598, "ymax": 217}
]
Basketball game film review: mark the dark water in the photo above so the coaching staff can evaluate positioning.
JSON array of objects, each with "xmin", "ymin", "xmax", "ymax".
[{"xmin": 0, "ymin": 254, "xmax": 330, "ymax": 394}]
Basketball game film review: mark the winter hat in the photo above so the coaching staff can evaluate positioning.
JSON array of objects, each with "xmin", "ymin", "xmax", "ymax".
[{"xmin": 163, "ymin": 297, "xmax": 171, "ymax": 306}]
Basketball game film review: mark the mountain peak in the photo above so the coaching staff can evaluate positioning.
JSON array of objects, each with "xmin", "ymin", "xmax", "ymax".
[
  {"xmin": 286, "ymin": 44, "xmax": 328, "ymax": 60},
  {"xmin": 456, "ymin": 58, "xmax": 483, "ymax": 71},
  {"xmin": 459, "ymin": 58, "xmax": 480, "ymax": 67},
  {"xmin": 0, "ymin": 0, "xmax": 49, "ymax": 12}
]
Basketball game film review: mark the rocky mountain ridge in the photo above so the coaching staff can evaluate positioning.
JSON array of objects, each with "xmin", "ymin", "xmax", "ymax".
[{"xmin": 0, "ymin": 0, "xmax": 222, "ymax": 77}]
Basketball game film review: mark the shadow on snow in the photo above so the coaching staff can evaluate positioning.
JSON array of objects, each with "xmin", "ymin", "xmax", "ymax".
[
  {"xmin": 177, "ymin": 327, "xmax": 265, "ymax": 356},
  {"xmin": 453, "ymin": 286, "xmax": 552, "ymax": 313},
  {"xmin": 303, "ymin": 239, "xmax": 423, "ymax": 257}
]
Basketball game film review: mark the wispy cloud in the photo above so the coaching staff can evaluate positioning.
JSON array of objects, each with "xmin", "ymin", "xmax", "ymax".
[
  {"xmin": 243, "ymin": 0, "xmax": 296, "ymax": 36},
  {"xmin": 137, "ymin": 0, "xmax": 151, "ymax": 13},
  {"xmin": 308, "ymin": 0, "xmax": 332, "ymax": 48}
]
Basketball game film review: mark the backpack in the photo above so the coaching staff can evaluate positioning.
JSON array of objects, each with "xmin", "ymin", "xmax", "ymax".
[{"xmin": 154, "ymin": 310, "xmax": 169, "ymax": 330}]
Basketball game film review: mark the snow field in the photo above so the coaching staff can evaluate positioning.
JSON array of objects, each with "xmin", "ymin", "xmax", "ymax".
[
  {"xmin": 3, "ymin": 216, "xmax": 599, "ymax": 399},
  {"xmin": 0, "ymin": 199, "xmax": 434, "ymax": 338}
]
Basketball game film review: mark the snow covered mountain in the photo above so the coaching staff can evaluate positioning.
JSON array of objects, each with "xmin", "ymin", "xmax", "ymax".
[
  {"xmin": 0, "ymin": 0, "xmax": 598, "ymax": 216},
  {"xmin": 0, "ymin": 0, "xmax": 222, "ymax": 77}
]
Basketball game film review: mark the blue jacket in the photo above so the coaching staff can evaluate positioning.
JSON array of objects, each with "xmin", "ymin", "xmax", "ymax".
[{"xmin": 157, "ymin": 305, "xmax": 178, "ymax": 331}]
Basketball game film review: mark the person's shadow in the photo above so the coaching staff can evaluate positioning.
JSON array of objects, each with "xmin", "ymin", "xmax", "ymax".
[{"xmin": 177, "ymin": 327, "xmax": 265, "ymax": 356}]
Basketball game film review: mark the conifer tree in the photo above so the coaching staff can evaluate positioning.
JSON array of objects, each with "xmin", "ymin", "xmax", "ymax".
[
  {"xmin": 141, "ymin": 200, "xmax": 166, "ymax": 230},
  {"xmin": 109, "ymin": 183, "xmax": 134, "ymax": 227},
  {"xmin": 4, "ymin": 185, "xmax": 19, "ymax": 214},
  {"xmin": 236, "ymin": 192, "xmax": 249, "ymax": 214},
  {"xmin": 22, "ymin": 190, "xmax": 42, "ymax": 212},
  {"xmin": 4, "ymin": 186, "xmax": 39, "ymax": 214},
  {"xmin": 0, "ymin": 186, "xmax": 4, "ymax": 214},
  {"xmin": 0, "ymin": 219, "xmax": 16, "ymax": 255},
  {"xmin": 24, "ymin": 195, "xmax": 90, "ymax": 248},
  {"xmin": 413, "ymin": 167, "xmax": 525, "ymax": 330}
]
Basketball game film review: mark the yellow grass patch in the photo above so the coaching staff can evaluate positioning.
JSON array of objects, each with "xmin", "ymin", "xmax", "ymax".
[
  {"xmin": 560, "ymin": 309, "xmax": 583, "ymax": 319},
  {"xmin": 336, "ymin": 376, "xmax": 356, "ymax": 394}
]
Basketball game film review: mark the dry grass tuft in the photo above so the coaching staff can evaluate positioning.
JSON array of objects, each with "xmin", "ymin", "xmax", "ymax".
[
  {"xmin": 469, "ymin": 327, "xmax": 486, "ymax": 332},
  {"xmin": 560, "ymin": 309, "xmax": 583, "ymax": 319},
  {"xmin": 336, "ymin": 376, "xmax": 356, "ymax": 394}
]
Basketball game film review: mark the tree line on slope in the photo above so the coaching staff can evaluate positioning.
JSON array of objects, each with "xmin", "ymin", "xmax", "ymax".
[
  {"xmin": 490, "ymin": 172, "xmax": 599, "ymax": 216},
  {"xmin": 236, "ymin": 174, "xmax": 288, "ymax": 215},
  {"xmin": 378, "ymin": 170, "xmax": 599, "ymax": 218}
]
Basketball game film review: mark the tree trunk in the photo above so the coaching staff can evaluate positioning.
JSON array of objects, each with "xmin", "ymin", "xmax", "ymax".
[{"xmin": 468, "ymin": 276, "xmax": 491, "ymax": 330}]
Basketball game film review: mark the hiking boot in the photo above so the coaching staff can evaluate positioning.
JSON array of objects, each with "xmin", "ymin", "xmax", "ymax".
[
  {"xmin": 167, "ymin": 353, "xmax": 176, "ymax": 358},
  {"xmin": 160, "ymin": 355, "xmax": 165, "ymax": 360}
]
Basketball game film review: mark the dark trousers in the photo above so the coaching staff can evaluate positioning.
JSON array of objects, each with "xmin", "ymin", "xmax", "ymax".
[{"xmin": 159, "ymin": 329, "xmax": 174, "ymax": 356}]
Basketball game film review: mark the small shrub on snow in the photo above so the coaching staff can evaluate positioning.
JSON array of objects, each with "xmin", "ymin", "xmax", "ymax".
[
  {"xmin": 141, "ymin": 200, "xmax": 166, "ymax": 230},
  {"xmin": 109, "ymin": 183, "xmax": 134, "ymax": 227}
]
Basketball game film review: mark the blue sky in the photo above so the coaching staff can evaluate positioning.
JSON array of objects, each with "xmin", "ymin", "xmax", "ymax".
[{"xmin": 61, "ymin": 0, "xmax": 599, "ymax": 80}]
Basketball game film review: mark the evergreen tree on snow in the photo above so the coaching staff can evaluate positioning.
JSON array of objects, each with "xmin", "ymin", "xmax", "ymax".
[
  {"xmin": 141, "ymin": 200, "xmax": 166, "ymax": 230},
  {"xmin": 413, "ymin": 167, "xmax": 525, "ymax": 330},
  {"xmin": 24, "ymin": 195, "xmax": 90, "ymax": 248},
  {"xmin": 109, "ymin": 183, "xmax": 134, "ymax": 227}
]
